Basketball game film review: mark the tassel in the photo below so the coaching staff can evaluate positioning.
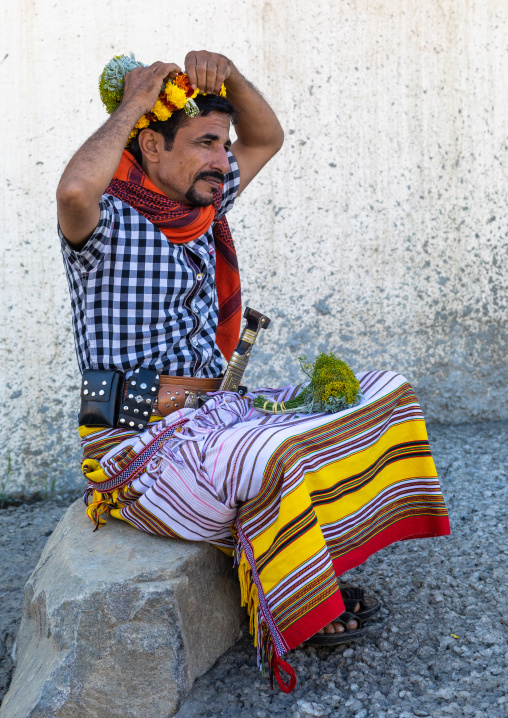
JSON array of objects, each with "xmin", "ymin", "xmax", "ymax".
[
  {"xmin": 234, "ymin": 526, "xmax": 297, "ymax": 693},
  {"xmin": 271, "ymin": 653, "xmax": 297, "ymax": 693},
  {"xmin": 85, "ymin": 489, "xmax": 125, "ymax": 531},
  {"xmin": 254, "ymin": 614, "xmax": 297, "ymax": 692}
]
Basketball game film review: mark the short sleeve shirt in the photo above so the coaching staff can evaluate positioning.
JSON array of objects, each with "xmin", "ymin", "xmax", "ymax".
[{"xmin": 60, "ymin": 150, "xmax": 240, "ymax": 378}]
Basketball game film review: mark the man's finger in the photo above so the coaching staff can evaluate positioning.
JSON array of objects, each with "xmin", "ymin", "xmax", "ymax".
[
  {"xmin": 194, "ymin": 59, "xmax": 209, "ymax": 94},
  {"xmin": 205, "ymin": 63, "xmax": 218, "ymax": 94},
  {"xmin": 213, "ymin": 58, "xmax": 230, "ymax": 95},
  {"xmin": 185, "ymin": 54, "xmax": 198, "ymax": 89},
  {"xmin": 151, "ymin": 62, "xmax": 182, "ymax": 79}
]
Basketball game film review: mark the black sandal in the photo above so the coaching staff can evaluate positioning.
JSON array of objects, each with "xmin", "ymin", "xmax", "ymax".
[
  {"xmin": 303, "ymin": 611, "xmax": 366, "ymax": 646},
  {"xmin": 338, "ymin": 581, "xmax": 381, "ymax": 621}
]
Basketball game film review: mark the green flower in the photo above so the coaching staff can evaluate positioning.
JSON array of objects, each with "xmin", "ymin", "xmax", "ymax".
[
  {"xmin": 253, "ymin": 352, "xmax": 362, "ymax": 415},
  {"xmin": 99, "ymin": 53, "xmax": 145, "ymax": 114},
  {"xmin": 305, "ymin": 353, "xmax": 360, "ymax": 406}
]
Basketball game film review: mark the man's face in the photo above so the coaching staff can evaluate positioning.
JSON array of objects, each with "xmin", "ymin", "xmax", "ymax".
[{"xmin": 152, "ymin": 111, "xmax": 232, "ymax": 206}]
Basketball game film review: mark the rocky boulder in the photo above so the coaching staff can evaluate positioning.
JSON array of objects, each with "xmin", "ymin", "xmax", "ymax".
[{"xmin": 1, "ymin": 500, "xmax": 245, "ymax": 718}]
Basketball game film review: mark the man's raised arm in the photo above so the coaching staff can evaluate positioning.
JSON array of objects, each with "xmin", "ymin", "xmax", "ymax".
[
  {"xmin": 184, "ymin": 51, "xmax": 284, "ymax": 194},
  {"xmin": 56, "ymin": 62, "xmax": 181, "ymax": 247}
]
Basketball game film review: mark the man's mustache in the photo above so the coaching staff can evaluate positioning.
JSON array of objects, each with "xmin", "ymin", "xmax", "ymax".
[{"xmin": 194, "ymin": 171, "xmax": 225, "ymax": 184}]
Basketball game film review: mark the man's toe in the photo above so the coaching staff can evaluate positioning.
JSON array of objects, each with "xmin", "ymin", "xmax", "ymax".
[{"xmin": 331, "ymin": 621, "xmax": 345, "ymax": 633}]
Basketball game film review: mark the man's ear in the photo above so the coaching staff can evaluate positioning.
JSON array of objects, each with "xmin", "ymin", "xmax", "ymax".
[{"xmin": 138, "ymin": 129, "xmax": 165, "ymax": 164}]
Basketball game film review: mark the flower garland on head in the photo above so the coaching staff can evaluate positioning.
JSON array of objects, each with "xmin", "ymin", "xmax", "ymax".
[{"xmin": 99, "ymin": 53, "xmax": 227, "ymax": 144}]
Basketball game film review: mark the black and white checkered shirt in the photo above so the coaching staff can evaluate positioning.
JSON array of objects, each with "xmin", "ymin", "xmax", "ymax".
[{"xmin": 60, "ymin": 151, "xmax": 240, "ymax": 378}]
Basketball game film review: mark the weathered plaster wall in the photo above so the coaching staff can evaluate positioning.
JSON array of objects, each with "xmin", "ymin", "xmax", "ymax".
[{"xmin": 1, "ymin": 0, "xmax": 507, "ymax": 496}]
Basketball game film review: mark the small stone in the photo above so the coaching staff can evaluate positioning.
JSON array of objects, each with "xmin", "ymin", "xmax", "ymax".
[
  {"xmin": 344, "ymin": 698, "xmax": 363, "ymax": 711},
  {"xmin": 477, "ymin": 631, "xmax": 500, "ymax": 645},
  {"xmin": 430, "ymin": 591, "xmax": 444, "ymax": 603},
  {"xmin": 294, "ymin": 699, "xmax": 328, "ymax": 717},
  {"xmin": 434, "ymin": 686, "xmax": 454, "ymax": 700}
]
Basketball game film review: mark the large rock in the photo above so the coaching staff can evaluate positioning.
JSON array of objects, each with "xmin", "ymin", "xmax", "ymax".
[{"xmin": 1, "ymin": 501, "xmax": 245, "ymax": 718}]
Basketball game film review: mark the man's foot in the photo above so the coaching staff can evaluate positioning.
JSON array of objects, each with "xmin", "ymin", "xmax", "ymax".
[
  {"xmin": 302, "ymin": 609, "xmax": 365, "ymax": 647},
  {"xmin": 316, "ymin": 601, "xmax": 360, "ymax": 635},
  {"xmin": 300, "ymin": 584, "xmax": 380, "ymax": 647},
  {"xmin": 338, "ymin": 581, "xmax": 381, "ymax": 620}
]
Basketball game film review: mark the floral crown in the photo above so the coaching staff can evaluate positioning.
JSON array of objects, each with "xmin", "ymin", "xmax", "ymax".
[{"xmin": 99, "ymin": 53, "xmax": 227, "ymax": 144}]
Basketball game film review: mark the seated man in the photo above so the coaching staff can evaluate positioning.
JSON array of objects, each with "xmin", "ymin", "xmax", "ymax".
[{"xmin": 57, "ymin": 50, "xmax": 450, "ymax": 692}]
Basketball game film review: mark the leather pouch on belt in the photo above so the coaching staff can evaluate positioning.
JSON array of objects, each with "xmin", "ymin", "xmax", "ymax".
[{"xmin": 79, "ymin": 369, "xmax": 124, "ymax": 427}]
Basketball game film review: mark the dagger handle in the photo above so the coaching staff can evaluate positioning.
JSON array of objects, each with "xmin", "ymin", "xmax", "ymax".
[{"xmin": 219, "ymin": 307, "xmax": 270, "ymax": 392}]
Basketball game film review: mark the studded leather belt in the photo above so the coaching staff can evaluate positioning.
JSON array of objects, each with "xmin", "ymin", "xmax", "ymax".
[
  {"xmin": 123, "ymin": 375, "xmax": 222, "ymax": 419},
  {"xmin": 154, "ymin": 375, "xmax": 222, "ymax": 416}
]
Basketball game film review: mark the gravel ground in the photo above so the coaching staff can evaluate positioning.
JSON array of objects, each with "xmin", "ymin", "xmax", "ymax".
[
  {"xmin": 1, "ymin": 422, "xmax": 507, "ymax": 717},
  {"xmin": 0, "ymin": 493, "xmax": 79, "ymax": 701}
]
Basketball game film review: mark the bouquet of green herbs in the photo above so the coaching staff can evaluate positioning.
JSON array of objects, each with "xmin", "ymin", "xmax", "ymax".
[{"xmin": 253, "ymin": 352, "xmax": 362, "ymax": 415}]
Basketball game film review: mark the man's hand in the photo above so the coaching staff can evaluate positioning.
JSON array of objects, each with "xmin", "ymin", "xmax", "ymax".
[
  {"xmin": 185, "ymin": 51, "xmax": 232, "ymax": 95},
  {"xmin": 57, "ymin": 59, "xmax": 182, "ymax": 247},
  {"xmin": 123, "ymin": 62, "xmax": 182, "ymax": 114}
]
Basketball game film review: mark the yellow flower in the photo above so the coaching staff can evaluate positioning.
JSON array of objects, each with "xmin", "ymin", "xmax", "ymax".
[
  {"xmin": 196, "ymin": 85, "xmax": 225, "ymax": 98},
  {"xmin": 151, "ymin": 101, "xmax": 172, "ymax": 122},
  {"xmin": 164, "ymin": 83, "xmax": 188, "ymax": 109},
  {"xmin": 126, "ymin": 115, "xmax": 150, "ymax": 145},
  {"xmin": 319, "ymin": 380, "xmax": 358, "ymax": 405},
  {"xmin": 135, "ymin": 115, "xmax": 150, "ymax": 129}
]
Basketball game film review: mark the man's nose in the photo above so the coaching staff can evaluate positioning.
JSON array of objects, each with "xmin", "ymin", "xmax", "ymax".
[{"xmin": 210, "ymin": 146, "xmax": 230, "ymax": 175}]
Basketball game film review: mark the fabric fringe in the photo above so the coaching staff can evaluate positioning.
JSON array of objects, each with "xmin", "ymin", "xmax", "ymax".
[
  {"xmin": 236, "ymin": 543, "xmax": 296, "ymax": 693},
  {"xmin": 84, "ymin": 488, "xmax": 125, "ymax": 532},
  {"xmin": 237, "ymin": 551, "xmax": 260, "ymax": 647}
]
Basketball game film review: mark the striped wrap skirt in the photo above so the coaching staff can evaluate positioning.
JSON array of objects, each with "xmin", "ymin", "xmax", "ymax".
[{"xmin": 80, "ymin": 370, "xmax": 450, "ymax": 691}]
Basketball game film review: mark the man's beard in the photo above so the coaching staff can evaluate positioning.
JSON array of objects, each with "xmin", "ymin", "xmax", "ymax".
[{"xmin": 184, "ymin": 171, "xmax": 225, "ymax": 207}]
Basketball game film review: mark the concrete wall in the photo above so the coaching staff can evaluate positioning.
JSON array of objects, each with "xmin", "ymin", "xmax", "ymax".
[{"xmin": 1, "ymin": 0, "xmax": 507, "ymax": 497}]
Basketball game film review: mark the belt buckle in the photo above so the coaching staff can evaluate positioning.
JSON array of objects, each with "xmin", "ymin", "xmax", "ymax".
[{"xmin": 184, "ymin": 391, "xmax": 199, "ymax": 409}]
